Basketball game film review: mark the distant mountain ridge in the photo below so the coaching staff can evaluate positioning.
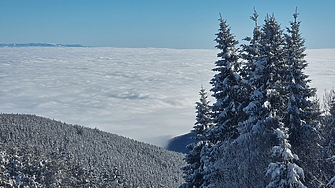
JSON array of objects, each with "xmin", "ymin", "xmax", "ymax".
[
  {"xmin": 0, "ymin": 114, "xmax": 185, "ymax": 187},
  {"xmin": 166, "ymin": 132, "xmax": 196, "ymax": 154},
  {"xmin": 0, "ymin": 43, "xmax": 85, "ymax": 47}
]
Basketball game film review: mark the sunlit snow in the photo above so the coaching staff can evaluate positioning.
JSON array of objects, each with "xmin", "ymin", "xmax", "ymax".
[{"xmin": 0, "ymin": 47, "xmax": 334, "ymax": 147}]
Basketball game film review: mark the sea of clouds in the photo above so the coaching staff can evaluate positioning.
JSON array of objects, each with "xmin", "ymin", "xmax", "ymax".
[{"xmin": 0, "ymin": 47, "xmax": 334, "ymax": 147}]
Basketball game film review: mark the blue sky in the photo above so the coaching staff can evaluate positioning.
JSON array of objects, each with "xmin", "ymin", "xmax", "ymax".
[{"xmin": 0, "ymin": 0, "xmax": 334, "ymax": 49}]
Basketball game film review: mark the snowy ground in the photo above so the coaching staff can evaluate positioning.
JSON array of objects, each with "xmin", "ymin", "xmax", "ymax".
[{"xmin": 0, "ymin": 47, "xmax": 334, "ymax": 147}]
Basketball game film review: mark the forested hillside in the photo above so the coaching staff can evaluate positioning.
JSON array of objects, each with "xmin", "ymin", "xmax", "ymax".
[{"xmin": 0, "ymin": 114, "xmax": 185, "ymax": 187}]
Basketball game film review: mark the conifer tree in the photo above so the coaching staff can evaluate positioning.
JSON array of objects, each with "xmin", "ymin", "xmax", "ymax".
[
  {"xmin": 261, "ymin": 14, "xmax": 287, "ymax": 117},
  {"xmin": 234, "ymin": 14, "xmax": 287, "ymax": 188},
  {"xmin": 283, "ymin": 10, "xmax": 324, "ymax": 187},
  {"xmin": 239, "ymin": 8, "xmax": 262, "ymax": 122},
  {"xmin": 194, "ymin": 87, "xmax": 212, "ymax": 142},
  {"xmin": 240, "ymin": 14, "xmax": 285, "ymax": 136},
  {"xmin": 284, "ymin": 8, "xmax": 317, "ymax": 143},
  {"xmin": 241, "ymin": 8, "xmax": 262, "ymax": 81},
  {"xmin": 180, "ymin": 87, "xmax": 212, "ymax": 188},
  {"xmin": 201, "ymin": 14, "xmax": 246, "ymax": 188},
  {"xmin": 324, "ymin": 89, "xmax": 335, "ymax": 118},
  {"xmin": 322, "ymin": 89, "xmax": 335, "ymax": 187},
  {"xmin": 323, "ymin": 90, "xmax": 335, "ymax": 156},
  {"xmin": 209, "ymin": 14, "xmax": 244, "ymax": 144},
  {"xmin": 183, "ymin": 9, "xmax": 329, "ymax": 187},
  {"xmin": 330, "ymin": 91, "xmax": 335, "ymax": 117},
  {"xmin": 266, "ymin": 122, "xmax": 306, "ymax": 188},
  {"xmin": 238, "ymin": 8, "xmax": 262, "ymax": 134}
]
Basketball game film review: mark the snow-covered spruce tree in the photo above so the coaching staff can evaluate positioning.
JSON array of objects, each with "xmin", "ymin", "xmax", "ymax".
[
  {"xmin": 260, "ymin": 14, "xmax": 287, "ymax": 118},
  {"xmin": 227, "ymin": 14, "xmax": 287, "ymax": 187},
  {"xmin": 194, "ymin": 86, "xmax": 212, "ymax": 142},
  {"xmin": 209, "ymin": 14, "xmax": 244, "ymax": 144},
  {"xmin": 322, "ymin": 89, "xmax": 335, "ymax": 187},
  {"xmin": 283, "ymin": 9, "xmax": 324, "ymax": 187},
  {"xmin": 330, "ymin": 91, "xmax": 335, "ymax": 117},
  {"xmin": 239, "ymin": 8, "xmax": 262, "ymax": 121},
  {"xmin": 284, "ymin": 8, "xmax": 317, "ymax": 143},
  {"xmin": 239, "ymin": 14, "xmax": 286, "ymax": 136},
  {"xmin": 322, "ymin": 89, "xmax": 335, "ymax": 157},
  {"xmin": 323, "ymin": 89, "xmax": 335, "ymax": 118},
  {"xmin": 241, "ymin": 8, "xmax": 262, "ymax": 82},
  {"xmin": 198, "ymin": 11, "xmax": 267, "ymax": 188},
  {"xmin": 266, "ymin": 122, "xmax": 306, "ymax": 188},
  {"xmin": 321, "ymin": 90, "xmax": 335, "ymax": 155},
  {"xmin": 200, "ymin": 14, "xmax": 247, "ymax": 187},
  {"xmin": 180, "ymin": 86, "xmax": 212, "ymax": 188}
]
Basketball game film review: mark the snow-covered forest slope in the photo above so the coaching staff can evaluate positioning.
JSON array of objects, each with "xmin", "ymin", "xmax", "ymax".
[{"xmin": 0, "ymin": 114, "xmax": 185, "ymax": 187}]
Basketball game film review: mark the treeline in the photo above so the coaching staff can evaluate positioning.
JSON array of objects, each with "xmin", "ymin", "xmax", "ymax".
[
  {"xmin": 0, "ymin": 114, "xmax": 185, "ymax": 187},
  {"xmin": 181, "ymin": 9, "xmax": 335, "ymax": 188}
]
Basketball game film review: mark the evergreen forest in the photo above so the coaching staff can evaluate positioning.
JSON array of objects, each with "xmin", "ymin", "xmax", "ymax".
[{"xmin": 181, "ymin": 9, "xmax": 335, "ymax": 188}]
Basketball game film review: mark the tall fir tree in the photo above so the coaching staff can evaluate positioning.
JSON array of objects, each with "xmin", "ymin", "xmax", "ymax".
[
  {"xmin": 239, "ymin": 14, "xmax": 285, "ymax": 136},
  {"xmin": 240, "ymin": 8, "xmax": 262, "ymax": 119},
  {"xmin": 209, "ymin": 14, "xmax": 244, "ymax": 144},
  {"xmin": 232, "ymin": 14, "xmax": 287, "ymax": 187},
  {"xmin": 201, "ymin": 14, "xmax": 246, "ymax": 188},
  {"xmin": 260, "ymin": 14, "xmax": 287, "ymax": 118},
  {"xmin": 283, "ymin": 9, "xmax": 323, "ymax": 187},
  {"xmin": 180, "ymin": 87, "xmax": 212, "ymax": 188},
  {"xmin": 284, "ymin": 8, "xmax": 317, "ymax": 143},
  {"xmin": 241, "ymin": 8, "xmax": 262, "ymax": 82}
]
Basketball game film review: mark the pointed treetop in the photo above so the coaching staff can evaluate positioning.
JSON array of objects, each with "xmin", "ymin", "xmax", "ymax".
[
  {"xmin": 200, "ymin": 84, "xmax": 206, "ymax": 95},
  {"xmin": 219, "ymin": 12, "xmax": 223, "ymax": 21},
  {"xmin": 293, "ymin": 7, "xmax": 299, "ymax": 22},
  {"xmin": 250, "ymin": 7, "xmax": 259, "ymax": 26},
  {"xmin": 265, "ymin": 13, "xmax": 269, "ymax": 21},
  {"xmin": 218, "ymin": 13, "xmax": 226, "ymax": 28}
]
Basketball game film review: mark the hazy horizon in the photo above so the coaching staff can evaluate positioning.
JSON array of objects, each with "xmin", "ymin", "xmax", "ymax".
[
  {"xmin": 1, "ymin": 1, "xmax": 334, "ymax": 49},
  {"xmin": 1, "ymin": 42, "xmax": 335, "ymax": 50}
]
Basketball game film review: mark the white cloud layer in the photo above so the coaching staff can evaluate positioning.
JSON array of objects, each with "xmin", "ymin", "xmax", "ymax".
[{"xmin": 0, "ymin": 47, "xmax": 334, "ymax": 147}]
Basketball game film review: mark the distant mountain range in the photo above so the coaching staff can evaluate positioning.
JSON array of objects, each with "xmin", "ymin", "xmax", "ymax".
[
  {"xmin": 166, "ymin": 132, "xmax": 196, "ymax": 154},
  {"xmin": 0, "ymin": 43, "xmax": 85, "ymax": 47},
  {"xmin": 0, "ymin": 114, "xmax": 185, "ymax": 187}
]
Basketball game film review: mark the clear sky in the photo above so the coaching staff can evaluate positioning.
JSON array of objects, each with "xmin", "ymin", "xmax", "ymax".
[{"xmin": 0, "ymin": 0, "xmax": 334, "ymax": 49}]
